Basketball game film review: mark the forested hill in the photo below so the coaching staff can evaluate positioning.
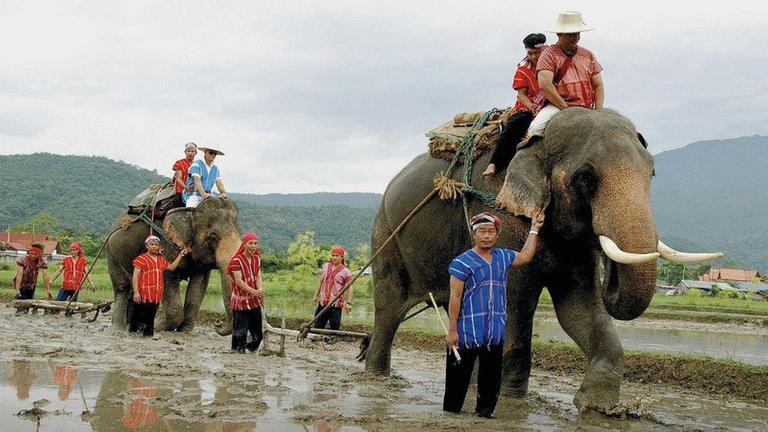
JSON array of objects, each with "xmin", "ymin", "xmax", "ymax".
[
  {"xmin": 0, "ymin": 153, "xmax": 380, "ymax": 251},
  {"xmin": 651, "ymin": 135, "xmax": 768, "ymax": 270}
]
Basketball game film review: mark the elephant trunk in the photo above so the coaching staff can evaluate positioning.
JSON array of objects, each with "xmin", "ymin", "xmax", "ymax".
[
  {"xmin": 592, "ymin": 173, "xmax": 658, "ymax": 321},
  {"xmin": 215, "ymin": 232, "xmax": 240, "ymax": 335}
]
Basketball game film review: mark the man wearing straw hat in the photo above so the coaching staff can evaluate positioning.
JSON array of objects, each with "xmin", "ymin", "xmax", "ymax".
[
  {"xmin": 444, "ymin": 212, "xmax": 544, "ymax": 418},
  {"xmin": 527, "ymin": 11, "xmax": 604, "ymax": 137},
  {"xmin": 183, "ymin": 145, "xmax": 229, "ymax": 208}
]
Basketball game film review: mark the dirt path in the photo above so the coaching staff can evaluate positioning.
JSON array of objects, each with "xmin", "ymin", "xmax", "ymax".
[{"xmin": 1, "ymin": 306, "xmax": 767, "ymax": 431}]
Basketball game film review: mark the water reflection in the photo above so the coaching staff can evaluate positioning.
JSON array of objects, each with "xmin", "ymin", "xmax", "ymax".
[{"xmin": 7, "ymin": 360, "xmax": 39, "ymax": 400}]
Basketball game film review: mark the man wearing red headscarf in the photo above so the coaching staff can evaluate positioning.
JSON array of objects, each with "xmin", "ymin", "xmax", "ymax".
[
  {"xmin": 51, "ymin": 242, "xmax": 95, "ymax": 302},
  {"xmin": 13, "ymin": 243, "xmax": 52, "ymax": 300},
  {"xmin": 312, "ymin": 246, "xmax": 353, "ymax": 333},
  {"xmin": 227, "ymin": 232, "xmax": 265, "ymax": 352}
]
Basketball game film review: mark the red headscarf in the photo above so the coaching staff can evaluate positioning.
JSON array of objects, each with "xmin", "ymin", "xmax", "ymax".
[
  {"xmin": 28, "ymin": 245, "xmax": 44, "ymax": 264},
  {"xmin": 331, "ymin": 246, "xmax": 346, "ymax": 266},
  {"xmin": 227, "ymin": 232, "xmax": 260, "ymax": 276},
  {"xmin": 470, "ymin": 212, "xmax": 502, "ymax": 232},
  {"xmin": 69, "ymin": 242, "xmax": 84, "ymax": 258}
]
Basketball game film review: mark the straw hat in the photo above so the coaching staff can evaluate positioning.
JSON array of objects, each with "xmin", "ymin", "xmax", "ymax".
[
  {"xmin": 198, "ymin": 146, "xmax": 225, "ymax": 156},
  {"xmin": 547, "ymin": 11, "xmax": 594, "ymax": 33}
]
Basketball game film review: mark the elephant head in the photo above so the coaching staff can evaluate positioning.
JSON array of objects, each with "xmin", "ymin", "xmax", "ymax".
[
  {"xmin": 496, "ymin": 108, "xmax": 719, "ymax": 320},
  {"xmin": 162, "ymin": 197, "xmax": 242, "ymax": 330}
]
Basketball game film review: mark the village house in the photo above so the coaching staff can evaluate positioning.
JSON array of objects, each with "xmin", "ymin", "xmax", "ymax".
[
  {"xmin": 699, "ymin": 268, "xmax": 760, "ymax": 283},
  {"xmin": 0, "ymin": 232, "xmax": 60, "ymax": 261}
]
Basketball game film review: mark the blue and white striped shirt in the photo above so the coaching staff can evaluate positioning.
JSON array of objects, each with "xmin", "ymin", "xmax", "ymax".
[{"xmin": 448, "ymin": 248, "xmax": 516, "ymax": 349}]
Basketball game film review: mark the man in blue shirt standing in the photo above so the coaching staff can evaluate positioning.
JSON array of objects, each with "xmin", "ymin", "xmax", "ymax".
[
  {"xmin": 184, "ymin": 146, "xmax": 228, "ymax": 208},
  {"xmin": 444, "ymin": 211, "xmax": 544, "ymax": 418}
]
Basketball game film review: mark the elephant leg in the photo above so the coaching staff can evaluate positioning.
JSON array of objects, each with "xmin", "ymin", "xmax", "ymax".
[
  {"xmin": 217, "ymin": 271, "xmax": 233, "ymax": 336},
  {"xmin": 549, "ymin": 275, "xmax": 623, "ymax": 411},
  {"xmin": 108, "ymin": 264, "xmax": 131, "ymax": 332},
  {"xmin": 180, "ymin": 272, "xmax": 210, "ymax": 332},
  {"xmin": 159, "ymin": 277, "xmax": 184, "ymax": 331},
  {"xmin": 502, "ymin": 273, "xmax": 543, "ymax": 397}
]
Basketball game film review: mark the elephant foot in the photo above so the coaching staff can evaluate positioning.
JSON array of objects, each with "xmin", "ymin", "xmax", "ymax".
[
  {"xmin": 215, "ymin": 321, "xmax": 233, "ymax": 336},
  {"xmin": 573, "ymin": 382, "xmax": 620, "ymax": 413},
  {"xmin": 179, "ymin": 320, "xmax": 196, "ymax": 332},
  {"xmin": 500, "ymin": 379, "xmax": 529, "ymax": 398}
]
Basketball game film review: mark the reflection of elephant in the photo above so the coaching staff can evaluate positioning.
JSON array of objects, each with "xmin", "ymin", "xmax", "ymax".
[
  {"xmin": 365, "ymin": 108, "xmax": 718, "ymax": 410},
  {"xmin": 106, "ymin": 197, "xmax": 241, "ymax": 334}
]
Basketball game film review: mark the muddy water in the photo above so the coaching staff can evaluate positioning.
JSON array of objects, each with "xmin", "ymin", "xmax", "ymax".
[
  {"xmin": 2, "ymin": 307, "xmax": 768, "ymax": 431},
  {"xmin": 319, "ymin": 303, "xmax": 768, "ymax": 365}
]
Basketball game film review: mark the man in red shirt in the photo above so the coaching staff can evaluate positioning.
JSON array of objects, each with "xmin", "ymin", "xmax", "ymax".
[
  {"xmin": 131, "ymin": 235, "xmax": 189, "ymax": 336},
  {"xmin": 527, "ymin": 11, "xmax": 604, "ymax": 137},
  {"xmin": 172, "ymin": 142, "xmax": 197, "ymax": 208},
  {"xmin": 483, "ymin": 33, "xmax": 547, "ymax": 177},
  {"xmin": 227, "ymin": 232, "xmax": 265, "ymax": 352}
]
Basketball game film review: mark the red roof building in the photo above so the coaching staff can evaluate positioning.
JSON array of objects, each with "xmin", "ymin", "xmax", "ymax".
[
  {"xmin": 0, "ymin": 232, "xmax": 60, "ymax": 256},
  {"xmin": 699, "ymin": 268, "xmax": 760, "ymax": 283}
]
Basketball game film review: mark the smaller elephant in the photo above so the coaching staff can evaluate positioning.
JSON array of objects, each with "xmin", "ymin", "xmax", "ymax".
[{"xmin": 106, "ymin": 197, "xmax": 242, "ymax": 334}]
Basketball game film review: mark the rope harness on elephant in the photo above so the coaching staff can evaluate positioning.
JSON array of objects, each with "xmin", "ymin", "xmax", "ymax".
[{"xmin": 298, "ymin": 108, "xmax": 516, "ymax": 344}]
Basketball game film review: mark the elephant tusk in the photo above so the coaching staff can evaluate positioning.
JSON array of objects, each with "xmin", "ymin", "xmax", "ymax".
[
  {"xmin": 599, "ymin": 235, "xmax": 660, "ymax": 264},
  {"xmin": 657, "ymin": 240, "xmax": 724, "ymax": 263}
]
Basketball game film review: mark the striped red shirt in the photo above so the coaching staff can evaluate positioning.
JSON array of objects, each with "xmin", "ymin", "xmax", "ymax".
[
  {"xmin": 172, "ymin": 158, "xmax": 192, "ymax": 194},
  {"xmin": 61, "ymin": 256, "xmax": 88, "ymax": 291},
  {"xmin": 536, "ymin": 45, "xmax": 603, "ymax": 108},
  {"xmin": 229, "ymin": 253, "xmax": 262, "ymax": 310},
  {"xmin": 512, "ymin": 62, "xmax": 539, "ymax": 113},
  {"xmin": 132, "ymin": 253, "xmax": 170, "ymax": 304},
  {"xmin": 319, "ymin": 263, "xmax": 352, "ymax": 308}
]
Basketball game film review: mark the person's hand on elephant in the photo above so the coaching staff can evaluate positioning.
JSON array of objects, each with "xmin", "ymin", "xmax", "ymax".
[{"xmin": 531, "ymin": 212, "xmax": 545, "ymax": 232}]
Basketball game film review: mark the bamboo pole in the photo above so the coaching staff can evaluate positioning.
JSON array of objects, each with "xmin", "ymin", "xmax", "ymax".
[{"xmin": 429, "ymin": 292, "xmax": 461, "ymax": 363}]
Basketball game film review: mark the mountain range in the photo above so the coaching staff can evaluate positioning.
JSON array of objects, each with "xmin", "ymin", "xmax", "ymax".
[{"xmin": 1, "ymin": 137, "xmax": 766, "ymax": 269}]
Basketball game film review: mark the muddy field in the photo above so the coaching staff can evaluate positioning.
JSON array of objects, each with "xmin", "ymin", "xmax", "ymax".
[{"xmin": 2, "ymin": 306, "xmax": 767, "ymax": 431}]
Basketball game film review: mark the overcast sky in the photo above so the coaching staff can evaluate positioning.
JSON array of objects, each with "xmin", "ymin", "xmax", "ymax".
[{"xmin": 1, "ymin": 1, "xmax": 766, "ymax": 194}]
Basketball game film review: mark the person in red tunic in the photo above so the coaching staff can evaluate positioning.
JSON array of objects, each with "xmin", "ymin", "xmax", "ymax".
[
  {"xmin": 130, "ymin": 235, "xmax": 189, "ymax": 336},
  {"xmin": 312, "ymin": 246, "xmax": 353, "ymax": 334},
  {"xmin": 13, "ymin": 243, "xmax": 51, "ymax": 301},
  {"xmin": 171, "ymin": 142, "xmax": 198, "ymax": 207},
  {"xmin": 483, "ymin": 33, "xmax": 547, "ymax": 177},
  {"xmin": 227, "ymin": 232, "xmax": 265, "ymax": 352},
  {"xmin": 51, "ymin": 242, "xmax": 94, "ymax": 302}
]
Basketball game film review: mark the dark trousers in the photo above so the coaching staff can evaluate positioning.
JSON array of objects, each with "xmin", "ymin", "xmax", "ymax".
[
  {"xmin": 488, "ymin": 110, "xmax": 534, "ymax": 171},
  {"xmin": 56, "ymin": 289, "xmax": 79, "ymax": 302},
  {"xmin": 232, "ymin": 308, "xmax": 263, "ymax": 352},
  {"xmin": 313, "ymin": 304, "xmax": 342, "ymax": 330},
  {"xmin": 129, "ymin": 302, "xmax": 158, "ymax": 337},
  {"xmin": 443, "ymin": 343, "xmax": 504, "ymax": 417},
  {"xmin": 16, "ymin": 288, "xmax": 35, "ymax": 300}
]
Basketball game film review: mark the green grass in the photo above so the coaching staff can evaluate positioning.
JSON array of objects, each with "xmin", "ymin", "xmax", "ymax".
[{"xmin": 2, "ymin": 259, "xmax": 764, "ymax": 327}]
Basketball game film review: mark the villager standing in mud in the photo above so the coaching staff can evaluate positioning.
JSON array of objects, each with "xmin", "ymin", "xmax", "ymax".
[
  {"xmin": 483, "ymin": 32, "xmax": 547, "ymax": 177},
  {"xmin": 312, "ymin": 246, "xmax": 353, "ymax": 337},
  {"xmin": 50, "ymin": 242, "xmax": 94, "ymax": 302},
  {"xmin": 527, "ymin": 10, "xmax": 604, "ymax": 137},
  {"xmin": 13, "ymin": 243, "xmax": 52, "ymax": 301},
  {"xmin": 130, "ymin": 235, "xmax": 189, "ymax": 336},
  {"xmin": 228, "ymin": 232, "xmax": 265, "ymax": 353},
  {"xmin": 444, "ymin": 212, "xmax": 544, "ymax": 418},
  {"xmin": 172, "ymin": 142, "xmax": 198, "ymax": 208}
]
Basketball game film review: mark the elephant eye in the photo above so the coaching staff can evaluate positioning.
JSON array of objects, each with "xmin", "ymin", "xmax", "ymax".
[{"xmin": 571, "ymin": 165, "xmax": 600, "ymax": 197}]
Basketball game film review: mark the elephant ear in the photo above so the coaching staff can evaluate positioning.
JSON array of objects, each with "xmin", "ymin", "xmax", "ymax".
[
  {"xmin": 495, "ymin": 138, "xmax": 550, "ymax": 218},
  {"xmin": 162, "ymin": 208, "xmax": 195, "ymax": 248}
]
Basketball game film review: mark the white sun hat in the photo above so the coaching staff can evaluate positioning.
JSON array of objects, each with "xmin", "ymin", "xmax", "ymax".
[{"xmin": 547, "ymin": 11, "xmax": 595, "ymax": 33}]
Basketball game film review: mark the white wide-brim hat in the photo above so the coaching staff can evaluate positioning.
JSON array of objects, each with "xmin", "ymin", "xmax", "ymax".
[
  {"xmin": 199, "ymin": 146, "xmax": 225, "ymax": 156},
  {"xmin": 547, "ymin": 11, "xmax": 594, "ymax": 33}
]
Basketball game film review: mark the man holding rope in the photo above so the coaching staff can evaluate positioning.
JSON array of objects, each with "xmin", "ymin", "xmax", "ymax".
[{"xmin": 444, "ymin": 211, "xmax": 544, "ymax": 418}]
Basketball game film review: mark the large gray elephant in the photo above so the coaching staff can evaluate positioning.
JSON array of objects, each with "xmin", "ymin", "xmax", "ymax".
[
  {"xmin": 365, "ymin": 108, "xmax": 719, "ymax": 410},
  {"xmin": 106, "ymin": 197, "xmax": 242, "ymax": 335}
]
